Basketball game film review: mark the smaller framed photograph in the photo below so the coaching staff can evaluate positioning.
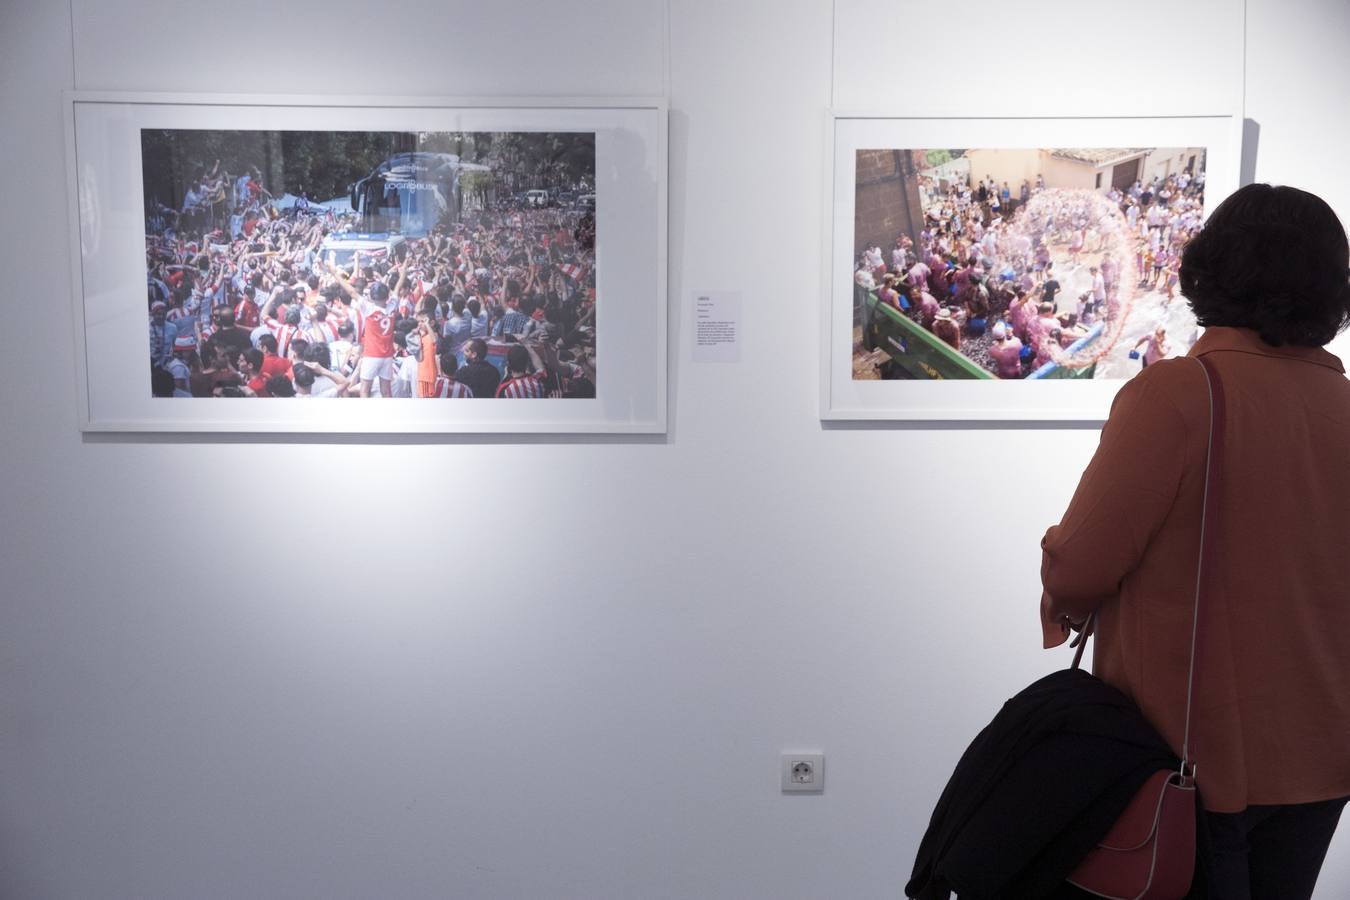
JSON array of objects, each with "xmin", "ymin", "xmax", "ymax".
[
  {"xmin": 64, "ymin": 92, "xmax": 667, "ymax": 433},
  {"xmin": 823, "ymin": 112, "xmax": 1241, "ymax": 422}
]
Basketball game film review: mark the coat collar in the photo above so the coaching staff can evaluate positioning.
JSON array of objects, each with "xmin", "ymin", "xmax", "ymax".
[{"xmin": 1188, "ymin": 326, "xmax": 1345, "ymax": 374}]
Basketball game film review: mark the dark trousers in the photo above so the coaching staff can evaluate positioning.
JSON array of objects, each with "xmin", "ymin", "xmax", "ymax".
[
  {"xmin": 1055, "ymin": 797, "xmax": 1346, "ymax": 900},
  {"xmin": 1199, "ymin": 796, "xmax": 1346, "ymax": 899}
]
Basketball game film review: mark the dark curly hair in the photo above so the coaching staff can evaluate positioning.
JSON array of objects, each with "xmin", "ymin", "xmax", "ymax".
[{"xmin": 1179, "ymin": 183, "xmax": 1350, "ymax": 347}]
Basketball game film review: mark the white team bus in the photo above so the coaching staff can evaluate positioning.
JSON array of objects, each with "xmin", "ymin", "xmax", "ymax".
[{"xmin": 320, "ymin": 151, "xmax": 489, "ymax": 264}]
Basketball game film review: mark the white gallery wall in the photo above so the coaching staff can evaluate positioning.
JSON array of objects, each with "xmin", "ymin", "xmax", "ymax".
[{"xmin": 2, "ymin": 0, "xmax": 1349, "ymax": 896}]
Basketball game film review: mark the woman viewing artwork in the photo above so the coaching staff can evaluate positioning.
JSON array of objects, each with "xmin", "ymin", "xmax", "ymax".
[{"xmin": 1041, "ymin": 183, "xmax": 1350, "ymax": 898}]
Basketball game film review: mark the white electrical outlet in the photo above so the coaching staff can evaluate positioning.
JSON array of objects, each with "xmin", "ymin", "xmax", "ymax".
[{"xmin": 781, "ymin": 753, "xmax": 825, "ymax": 793}]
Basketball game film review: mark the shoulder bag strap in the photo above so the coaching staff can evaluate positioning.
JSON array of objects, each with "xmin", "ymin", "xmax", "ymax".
[
  {"xmin": 1182, "ymin": 355, "xmax": 1225, "ymax": 778},
  {"xmin": 1069, "ymin": 356, "xmax": 1225, "ymax": 783}
]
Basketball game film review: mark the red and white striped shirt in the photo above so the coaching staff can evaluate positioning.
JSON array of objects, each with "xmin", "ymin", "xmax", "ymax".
[
  {"xmin": 306, "ymin": 319, "xmax": 341, "ymax": 344},
  {"xmin": 263, "ymin": 316, "xmax": 302, "ymax": 358},
  {"xmin": 336, "ymin": 304, "xmax": 365, "ymax": 343},
  {"xmin": 495, "ymin": 372, "xmax": 547, "ymax": 399},
  {"xmin": 430, "ymin": 376, "xmax": 473, "ymax": 398}
]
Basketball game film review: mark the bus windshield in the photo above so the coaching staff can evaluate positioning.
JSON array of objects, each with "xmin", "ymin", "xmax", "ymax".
[
  {"xmin": 365, "ymin": 181, "xmax": 447, "ymax": 237},
  {"xmin": 351, "ymin": 153, "xmax": 482, "ymax": 237}
]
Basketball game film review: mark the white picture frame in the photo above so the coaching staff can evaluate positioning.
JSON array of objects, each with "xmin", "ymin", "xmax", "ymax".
[
  {"xmin": 64, "ymin": 91, "xmax": 667, "ymax": 433},
  {"xmin": 822, "ymin": 112, "xmax": 1241, "ymax": 422}
]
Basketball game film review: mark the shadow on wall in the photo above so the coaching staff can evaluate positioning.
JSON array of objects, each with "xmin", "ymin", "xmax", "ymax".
[{"xmin": 1241, "ymin": 119, "xmax": 1260, "ymax": 187}]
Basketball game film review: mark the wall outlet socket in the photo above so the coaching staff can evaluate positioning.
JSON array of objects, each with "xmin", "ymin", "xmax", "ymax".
[{"xmin": 781, "ymin": 753, "xmax": 825, "ymax": 793}]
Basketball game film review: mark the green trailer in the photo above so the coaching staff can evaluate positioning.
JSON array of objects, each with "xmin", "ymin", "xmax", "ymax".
[
  {"xmin": 857, "ymin": 286, "xmax": 990, "ymax": 380},
  {"xmin": 856, "ymin": 285, "xmax": 1102, "ymax": 380}
]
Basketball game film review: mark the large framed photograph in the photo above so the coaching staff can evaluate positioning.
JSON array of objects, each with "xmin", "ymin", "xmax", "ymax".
[
  {"xmin": 824, "ymin": 113, "xmax": 1241, "ymax": 421},
  {"xmin": 65, "ymin": 92, "xmax": 666, "ymax": 433}
]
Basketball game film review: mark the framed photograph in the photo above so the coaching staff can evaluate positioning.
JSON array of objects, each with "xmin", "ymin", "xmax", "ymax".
[
  {"xmin": 64, "ymin": 92, "xmax": 666, "ymax": 433},
  {"xmin": 823, "ymin": 113, "xmax": 1241, "ymax": 421}
]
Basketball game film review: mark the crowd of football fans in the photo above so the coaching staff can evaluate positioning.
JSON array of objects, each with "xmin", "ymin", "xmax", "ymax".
[{"xmin": 147, "ymin": 164, "xmax": 596, "ymax": 399}]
